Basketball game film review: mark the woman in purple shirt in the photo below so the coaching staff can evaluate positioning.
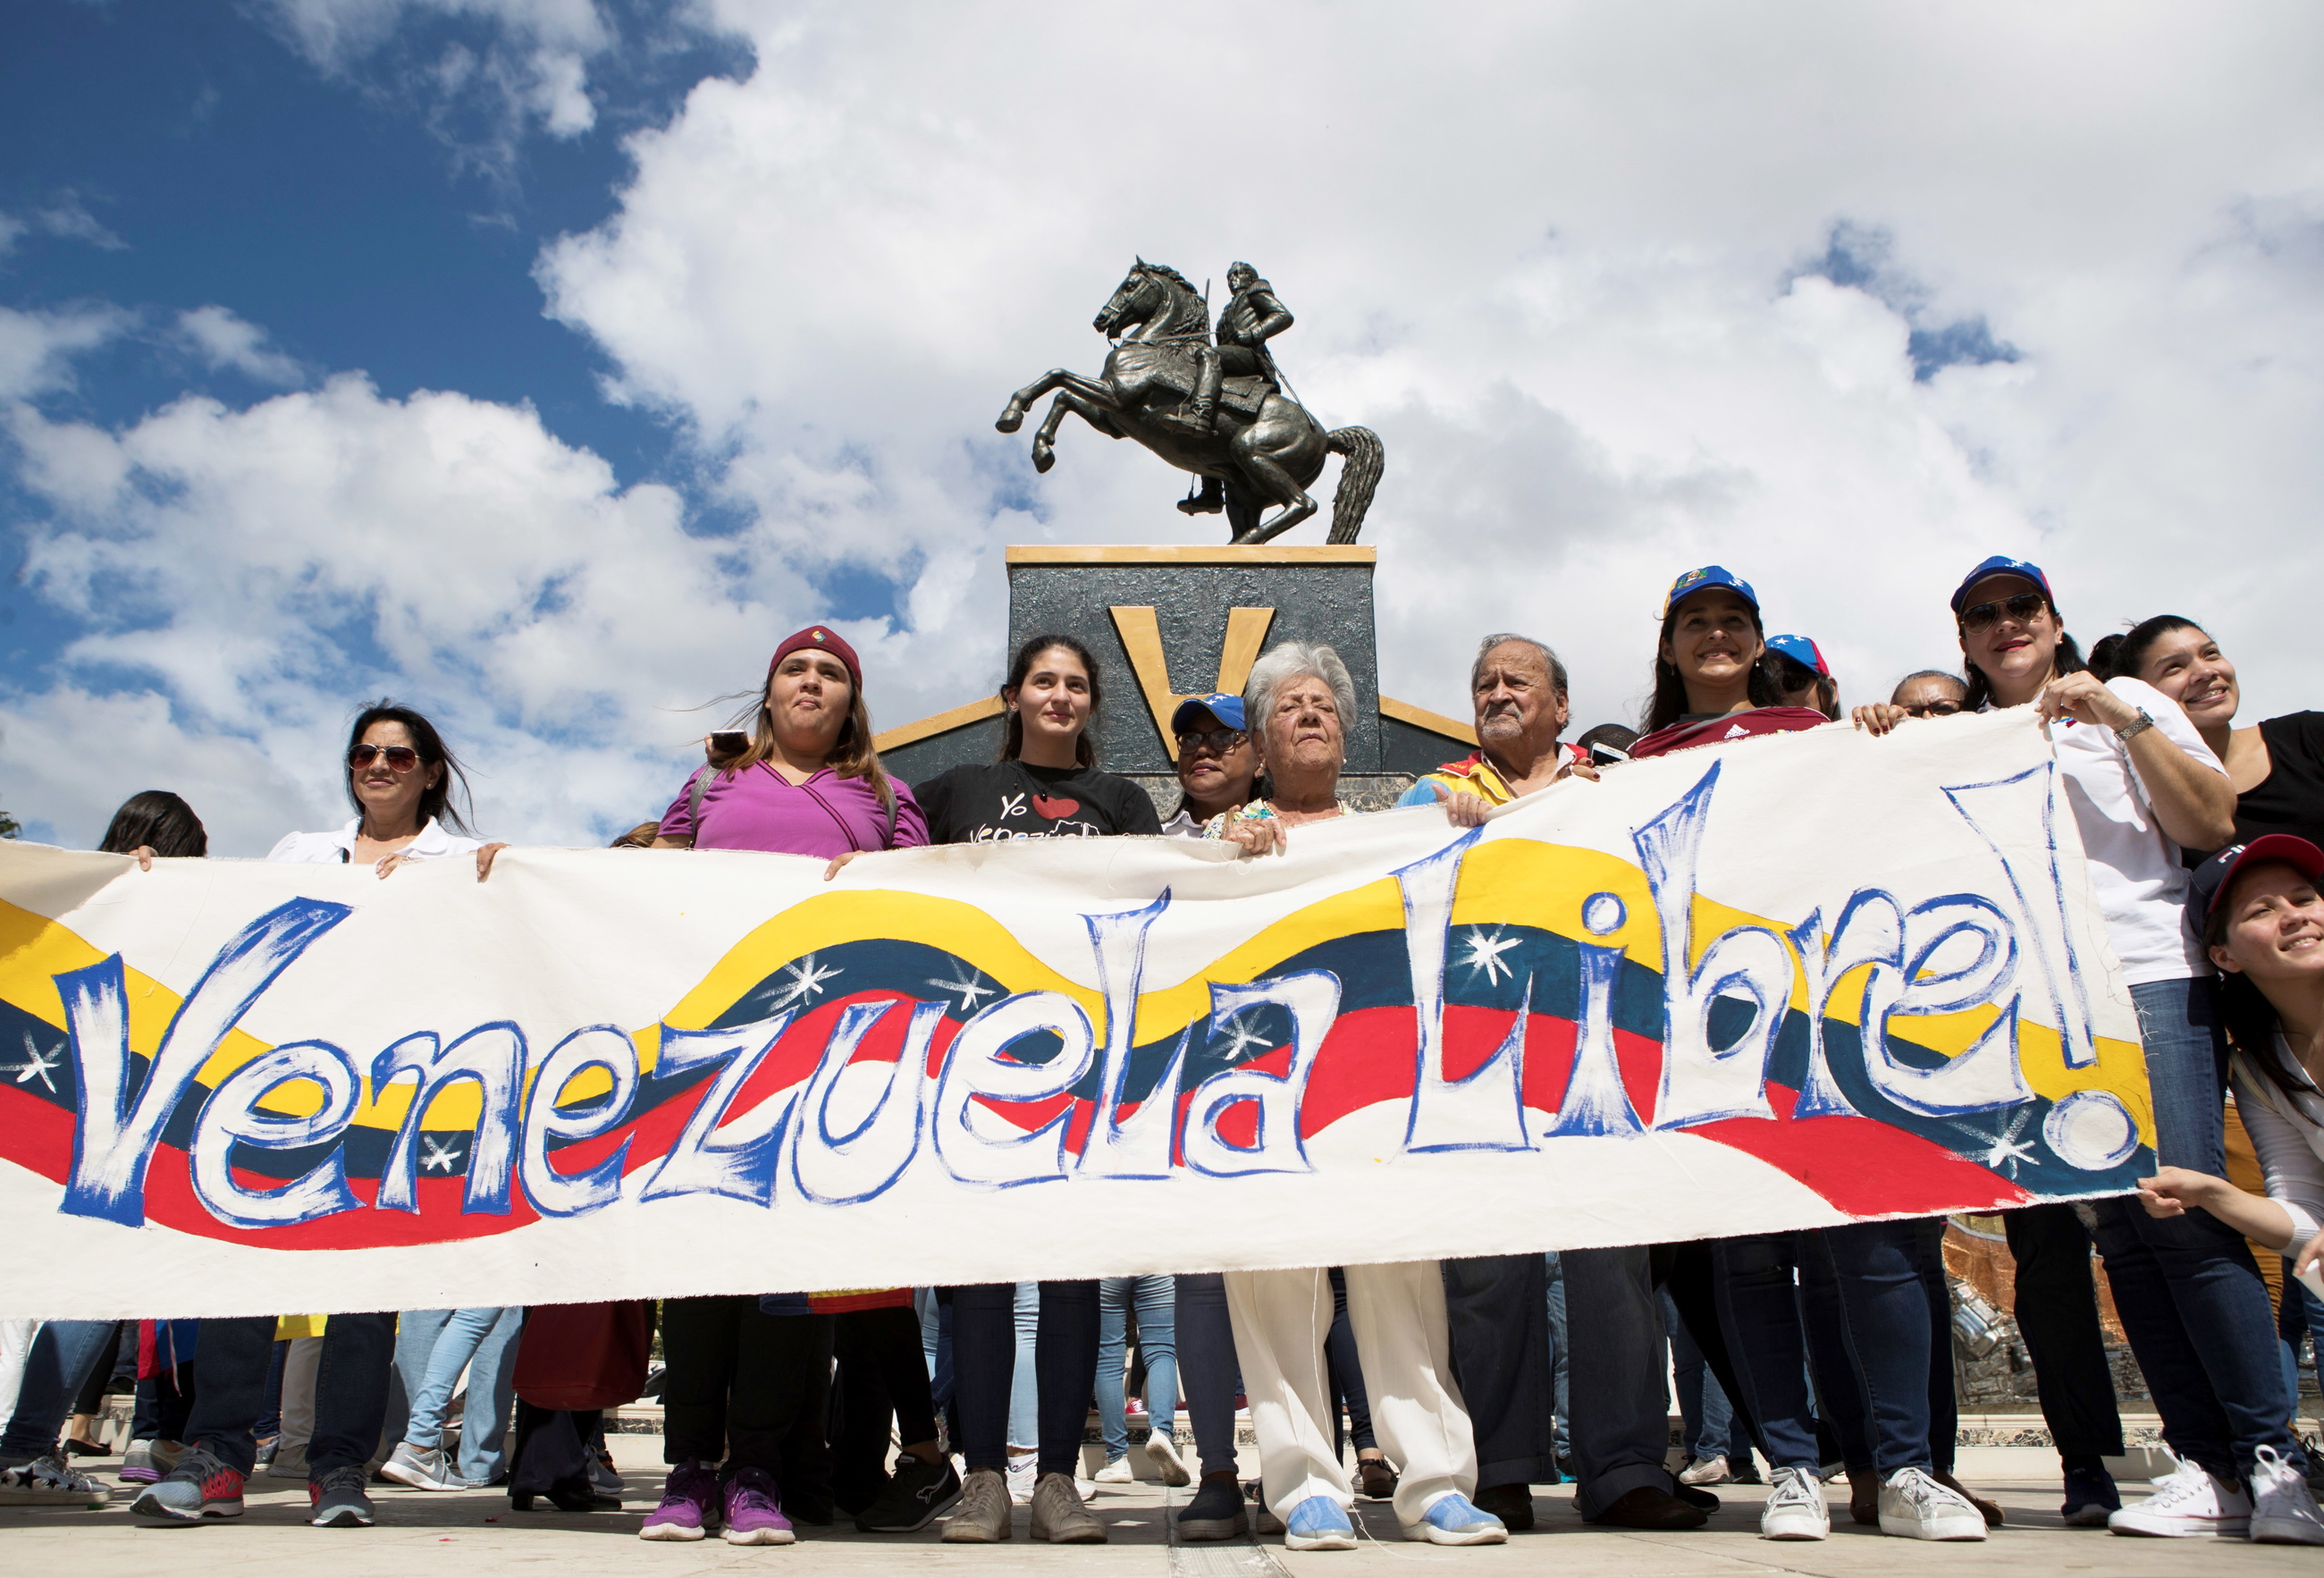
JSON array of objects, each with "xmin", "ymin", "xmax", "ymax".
[{"xmin": 639, "ymin": 624, "xmax": 931, "ymax": 1548}]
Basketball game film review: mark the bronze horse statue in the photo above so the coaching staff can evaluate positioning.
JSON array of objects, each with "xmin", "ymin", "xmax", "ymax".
[{"xmin": 996, "ymin": 260, "xmax": 1384, "ymax": 544}]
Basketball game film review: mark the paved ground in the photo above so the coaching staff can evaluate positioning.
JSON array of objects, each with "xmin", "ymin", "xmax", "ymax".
[{"xmin": 4, "ymin": 1435, "xmax": 2315, "ymax": 1576}]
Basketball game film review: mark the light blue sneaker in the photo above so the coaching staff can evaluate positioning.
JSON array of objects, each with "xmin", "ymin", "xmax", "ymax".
[
  {"xmin": 1404, "ymin": 1491, "xmax": 1508, "ymax": 1545},
  {"xmin": 1284, "ymin": 1495, "xmax": 1359, "ymax": 1550}
]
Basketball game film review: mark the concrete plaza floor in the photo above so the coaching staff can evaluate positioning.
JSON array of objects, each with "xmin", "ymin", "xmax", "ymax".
[{"xmin": 4, "ymin": 1433, "xmax": 2318, "ymax": 1577}]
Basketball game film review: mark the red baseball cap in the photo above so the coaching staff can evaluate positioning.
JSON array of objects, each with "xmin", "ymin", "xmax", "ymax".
[
  {"xmin": 769, "ymin": 625, "xmax": 862, "ymax": 690},
  {"xmin": 2190, "ymin": 833, "xmax": 2324, "ymax": 933}
]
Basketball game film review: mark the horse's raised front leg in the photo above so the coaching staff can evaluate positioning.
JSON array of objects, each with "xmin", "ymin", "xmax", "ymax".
[
  {"xmin": 997, "ymin": 369, "xmax": 1116, "ymax": 434},
  {"xmin": 1031, "ymin": 386, "xmax": 1124, "ymax": 475}
]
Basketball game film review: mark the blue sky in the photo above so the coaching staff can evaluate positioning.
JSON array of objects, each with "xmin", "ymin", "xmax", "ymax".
[{"xmin": 4, "ymin": 3, "xmax": 2320, "ymax": 854}]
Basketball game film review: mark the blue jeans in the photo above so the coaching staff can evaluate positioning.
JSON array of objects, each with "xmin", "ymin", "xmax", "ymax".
[
  {"xmin": 1663, "ymin": 1289, "xmax": 1751, "ymax": 1465},
  {"xmin": 189, "ymin": 1312, "xmax": 393, "ymax": 1477},
  {"xmin": 1543, "ymin": 1252, "xmax": 1570, "ymax": 1459},
  {"xmin": 2090, "ymin": 975, "xmax": 2302, "ymax": 1478},
  {"xmin": 1011, "ymin": 1282, "xmax": 1040, "ymax": 1450},
  {"xmin": 1719, "ymin": 1224, "xmax": 1934, "ymax": 1473},
  {"xmin": 1098, "ymin": 1275, "xmax": 1178, "ymax": 1459},
  {"xmin": 393, "ymin": 1308, "xmax": 519, "ymax": 1484},
  {"xmin": 1561, "ymin": 1245, "xmax": 1675, "ymax": 1515},
  {"xmin": 0, "ymin": 1320, "xmax": 116, "ymax": 1459},
  {"xmin": 953, "ymin": 1280, "xmax": 1097, "ymax": 1477}
]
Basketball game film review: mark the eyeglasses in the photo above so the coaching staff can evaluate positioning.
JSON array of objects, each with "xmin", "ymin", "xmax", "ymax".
[
  {"xmin": 1958, "ymin": 593, "xmax": 2049, "ymax": 633},
  {"xmin": 349, "ymin": 744, "xmax": 422, "ymax": 773},
  {"xmin": 1903, "ymin": 699, "xmax": 1964, "ymax": 718},
  {"xmin": 1175, "ymin": 728, "xmax": 1247, "ymax": 755}
]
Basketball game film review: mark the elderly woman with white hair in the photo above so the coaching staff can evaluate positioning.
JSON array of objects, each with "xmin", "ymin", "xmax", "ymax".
[{"xmin": 1202, "ymin": 641, "xmax": 1505, "ymax": 1550}]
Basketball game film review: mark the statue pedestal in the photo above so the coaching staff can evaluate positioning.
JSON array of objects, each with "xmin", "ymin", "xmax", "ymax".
[{"xmin": 874, "ymin": 544, "xmax": 1475, "ymax": 812}]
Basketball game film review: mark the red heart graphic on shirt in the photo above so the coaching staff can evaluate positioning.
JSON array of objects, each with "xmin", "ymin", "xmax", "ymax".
[{"xmin": 1031, "ymin": 794, "xmax": 1082, "ymax": 820}]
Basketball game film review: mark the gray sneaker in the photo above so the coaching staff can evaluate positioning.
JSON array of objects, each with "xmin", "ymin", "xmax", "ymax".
[
  {"xmin": 310, "ymin": 1464, "xmax": 376, "ymax": 1528},
  {"xmin": 0, "ymin": 1454, "xmax": 112, "ymax": 1507},
  {"xmin": 1029, "ymin": 1471, "xmax": 1105, "ymax": 1542},
  {"xmin": 120, "ymin": 1438, "xmax": 183, "ymax": 1485},
  {"xmin": 2252, "ymin": 1446, "xmax": 2324, "ymax": 1546},
  {"xmin": 941, "ymin": 1467, "xmax": 1013, "ymax": 1542},
  {"xmin": 379, "ymin": 1441, "xmax": 462, "ymax": 1492}
]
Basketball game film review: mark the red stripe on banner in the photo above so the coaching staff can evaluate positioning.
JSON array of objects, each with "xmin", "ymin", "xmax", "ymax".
[{"xmin": 1690, "ymin": 1083, "xmax": 2034, "ymax": 1215}]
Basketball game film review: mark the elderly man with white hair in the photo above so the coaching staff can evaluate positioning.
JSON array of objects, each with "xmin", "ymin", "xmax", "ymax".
[{"xmin": 1203, "ymin": 641, "xmax": 1506, "ymax": 1550}]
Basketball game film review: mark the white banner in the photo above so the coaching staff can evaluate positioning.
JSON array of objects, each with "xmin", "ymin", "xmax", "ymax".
[{"xmin": 0, "ymin": 709, "xmax": 2152, "ymax": 1318}]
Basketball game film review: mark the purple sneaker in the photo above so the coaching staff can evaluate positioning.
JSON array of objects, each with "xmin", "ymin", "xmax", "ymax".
[
  {"xmin": 639, "ymin": 1457, "xmax": 722, "ymax": 1542},
  {"xmin": 723, "ymin": 1467, "xmax": 796, "ymax": 1545}
]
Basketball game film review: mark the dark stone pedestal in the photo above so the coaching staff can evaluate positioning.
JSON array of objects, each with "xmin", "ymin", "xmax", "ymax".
[{"xmin": 875, "ymin": 544, "xmax": 1474, "ymax": 811}]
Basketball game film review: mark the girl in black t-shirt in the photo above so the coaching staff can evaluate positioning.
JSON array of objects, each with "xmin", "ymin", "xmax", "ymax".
[
  {"xmin": 914, "ymin": 633, "xmax": 1155, "ymax": 1545},
  {"xmin": 2108, "ymin": 615, "xmax": 2324, "ymax": 856}
]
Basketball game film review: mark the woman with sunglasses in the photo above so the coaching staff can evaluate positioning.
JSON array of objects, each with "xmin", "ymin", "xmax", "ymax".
[
  {"xmin": 1870, "ymin": 556, "xmax": 2293, "ymax": 1538},
  {"xmin": 268, "ymin": 702, "xmax": 493, "ymax": 874},
  {"xmin": 1630, "ymin": 567, "xmax": 1829, "ymax": 757},
  {"xmin": 642, "ymin": 625, "xmax": 940, "ymax": 1548},
  {"xmin": 2102, "ymin": 615, "xmax": 2324, "ymax": 853}
]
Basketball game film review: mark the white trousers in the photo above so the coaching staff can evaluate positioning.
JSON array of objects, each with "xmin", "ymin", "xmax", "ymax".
[{"xmin": 1223, "ymin": 1262, "xmax": 1475, "ymax": 1527}]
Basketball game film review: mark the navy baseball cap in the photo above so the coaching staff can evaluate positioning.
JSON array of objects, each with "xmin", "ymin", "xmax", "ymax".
[
  {"xmin": 1949, "ymin": 555, "xmax": 2055, "ymax": 615},
  {"xmin": 2190, "ymin": 834, "xmax": 2324, "ymax": 935},
  {"xmin": 1661, "ymin": 565, "xmax": 1758, "ymax": 619},
  {"xmin": 1170, "ymin": 693, "xmax": 1247, "ymax": 734},
  {"xmin": 1764, "ymin": 633, "xmax": 1830, "ymax": 677}
]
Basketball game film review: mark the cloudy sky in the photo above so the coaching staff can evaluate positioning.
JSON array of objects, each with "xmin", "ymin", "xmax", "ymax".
[{"xmin": 4, "ymin": 1, "xmax": 2319, "ymax": 854}]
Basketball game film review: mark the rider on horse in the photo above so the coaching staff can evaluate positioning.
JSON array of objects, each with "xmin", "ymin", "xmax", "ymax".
[{"xmin": 1186, "ymin": 263, "xmax": 1293, "ymax": 434}]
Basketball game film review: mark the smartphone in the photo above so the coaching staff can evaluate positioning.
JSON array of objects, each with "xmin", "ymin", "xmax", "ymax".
[
  {"xmin": 1588, "ymin": 742, "xmax": 1630, "ymax": 768},
  {"xmin": 707, "ymin": 730, "xmax": 749, "ymax": 762}
]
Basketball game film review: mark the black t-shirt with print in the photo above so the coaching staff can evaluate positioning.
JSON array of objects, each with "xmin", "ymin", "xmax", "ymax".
[{"xmin": 914, "ymin": 761, "xmax": 1163, "ymax": 844}]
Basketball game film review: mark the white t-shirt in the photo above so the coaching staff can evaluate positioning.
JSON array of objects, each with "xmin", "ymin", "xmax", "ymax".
[
  {"xmin": 2050, "ymin": 676, "xmax": 2225, "ymax": 985},
  {"xmin": 268, "ymin": 816, "xmax": 483, "ymax": 867},
  {"xmin": 2229, "ymin": 1034, "xmax": 2324, "ymax": 1253}
]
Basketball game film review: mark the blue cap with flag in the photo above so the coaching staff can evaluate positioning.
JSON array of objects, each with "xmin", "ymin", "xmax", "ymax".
[
  {"xmin": 1661, "ymin": 564, "xmax": 1758, "ymax": 618},
  {"xmin": 1764, "ymin": 633, "xmax": 1830, "ymax": 677},
  {"xmin": 1949, "ymin": 555, "xmax": 2054, "ymax": 615},
  {"xmin": 1170, "ymin": 692, "xmax": 1247, "ymax": 734}
]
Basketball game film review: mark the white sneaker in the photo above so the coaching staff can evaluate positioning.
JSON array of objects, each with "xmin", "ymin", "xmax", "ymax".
[
  {"xmin": 1679, "ymin": 1454, "xmax": 1733, "ymax": 1486},
  {"xmin": 1092, "ymin": 1456, "xmax": 1134, "ymax": 1484},
  {"xmin": 2251, "ymin": 1445, "xmax": 2324, "ymax": 1545},
  {"xmin": 0, "ymin": 1455, "xmax": 111, "ymax": 1507},
  {"xmin": 381, "ymin": 1440, "xmax": 464, "ymax": 1491},
  {"xmin": 1005, "ymin": 1454, "xmax": 1036, "ymax": 1506},
  {"xmin": 1143, "ymin": 1430, "xmax": 1191, "ymax": 1488},
  {"xmin": 1879, "ymin": 1466, "xmax": 1987, "ymax": 1540},
  {"xmin": 2109, "ymin": 1455, "xmax": 2250, "ymax": 1538},
  {"xmin": 1760, "ymin": 1465, "xmax": 1829, "ymax": 1540}
]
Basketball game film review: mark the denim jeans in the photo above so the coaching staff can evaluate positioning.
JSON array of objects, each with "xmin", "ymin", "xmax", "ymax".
[
  {"xmin": 2090, "ymin": 976, "xmax": 2302, "ymax": 1478},
  {"xmin": 1561, "ymin": 1245, "xmax": 1676, "ymax": 1515},
  {"xmin": 1719, "ymin": 1225, "xmax": 1935, "ymax": 1473},
  {"xmin": 1098, "ymin": 1275, "xmax": 1177, "ymax": 1459},
  {"xmin": 1445, "ymin": 1254, "xmax": 1557, "ymax": 1487},
  {"xmin": 1663, "ymin": 1288, "xmax": 1751, "ymax": 1465},
  {"xmin": 0, "ymin": 1320, "xmax": 116, "ymax": 1458},
  {"xmin": 1542, "ymin": 1252, "xmax": 1570, "ymax": 1459},
  {"xmin": 189, "ymin": 1312, "xmax": 393, "ymax": 1477},
  {"xmin": 392, "ymin": 1307, "xmax": 519, "ymax": 1484},
  {"xmin": 1010, "ymin": 1281, "xmax": 1040, "ymax": 1448},
  {"xmin": 953, "ymin": 1279, "xmax": 1097, "ymax": 1477},
  {"xmin": 2003, "ymin": 1203, "xmax": 2125, "ymax": 1460},
  {"xmin": 1174, "ymin": 1273, "xmax": 1240, "ymax": 1480}
]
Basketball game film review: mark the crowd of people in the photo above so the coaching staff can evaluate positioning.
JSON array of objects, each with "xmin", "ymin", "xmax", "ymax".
[{"xmin": 4, "ymin": 553, "xmax": 2324, "ymax": 1555}]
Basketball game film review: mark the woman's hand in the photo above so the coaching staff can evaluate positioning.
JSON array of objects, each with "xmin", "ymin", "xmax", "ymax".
[
  {"xmin": 1430, "ymin": 783, "xmax": 1493, "ymax": 827},
  {"xmin": 2136, "ymin": 1166, "xmax": 2225, "ymax": 1219},
  {"xmin": 2298, "ymin": 1227, "xmax": 2324, "ymax": 1280},
  {"xmin": 1555, "ymin": 757, "xmax": 1600, "ymax": 783},
  {"xmin": 1852, "ymin": 703, "xmax": 1909, "ymax": 736},
  {"xmin": 131, "ymin": 846, "xmax": 158, "ymax": 872},
  {"xmin": 823, "ymin": 850, "xmax": 862, "ymax": 882},
  {"xmin": 475, "ymin": 843, "xmax": 509, "ymax": 882},
  {"xmin": 2036, "ymin": 671, "xmax": 2138, "ymax": 730},
  {"xmin": 1225, "ymin": 816, "xmax": 1287, "ymax": 858}
]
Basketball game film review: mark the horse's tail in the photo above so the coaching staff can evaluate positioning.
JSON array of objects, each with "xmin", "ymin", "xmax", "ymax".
[{"xmin": 1324, "ymin": 426, "xmax": 1385, "ymax": 544}]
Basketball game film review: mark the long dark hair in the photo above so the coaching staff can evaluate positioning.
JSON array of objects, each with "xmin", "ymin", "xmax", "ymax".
[
  {"xmin": 1959, "ymin": 599, "xmax": 2086, "ymax": 713},
  {"xmin": 1641, "ymin": 606, "xmax": 1779, "ymax": 734},
  {"xmin": 998, "ymin": 633, "xmax": 1103, "ymax": 767},
  {"xmin": 99, "ymin": 790, "xmax": 207, "ymax": 857},
  {"xmin": 345, "ymin": 700, "xmax": 474, "ymax": 835},
  {"xmin": 2100, "ymin": 614, "xmax": 2205, "ymax": 684},
  {"xmin": 1763, "ymin": 652, "xmax": 1840, "ymax": 720}
]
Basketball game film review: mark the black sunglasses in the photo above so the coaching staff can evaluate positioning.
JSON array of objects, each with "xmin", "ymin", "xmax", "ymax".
[
  {"xmin": 1958, "ymin": 592, "xmax": 2050, "ymax": 633},
  {"xmin": 1175, "ymin": 728, "xmax": 1247, "ymax": 755},
  {"xmin": 1903, "ymin": 699, "xmax": 1964, "ymax": 718},
  {"xmin": 349, "ymin": 744, "xmax": 422, "ymax": 772}
]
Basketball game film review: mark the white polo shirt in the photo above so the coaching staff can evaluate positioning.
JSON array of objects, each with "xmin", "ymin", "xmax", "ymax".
[{"xmin": 268, "ymin": 816, "xmax": 483, "ymax": 867}]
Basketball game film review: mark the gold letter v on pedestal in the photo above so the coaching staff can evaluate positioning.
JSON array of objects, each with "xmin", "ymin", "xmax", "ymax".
[{"xmin": 1107, "ymin": 605, "xmax": 1276, "ymax": 761}]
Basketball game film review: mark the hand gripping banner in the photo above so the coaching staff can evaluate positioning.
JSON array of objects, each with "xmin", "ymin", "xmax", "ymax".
[{"xmin": 0, "ymin": 711, "xmax": 2152, "ymax": 1318}]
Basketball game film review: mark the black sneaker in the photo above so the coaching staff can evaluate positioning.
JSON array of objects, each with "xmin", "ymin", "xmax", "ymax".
[
  {"xmin": 1176, "ymin": 1475, "xmax": 1249, "ymax": 1541},
  {"xmin": 855, "ymin": 1456, "xmax": 963, "ymax": 1533}
]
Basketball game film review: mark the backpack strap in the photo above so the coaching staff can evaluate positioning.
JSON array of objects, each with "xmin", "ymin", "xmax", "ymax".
[{"xmin": 686, "ymin": 767, "xmax": 712, "ymax": 848}]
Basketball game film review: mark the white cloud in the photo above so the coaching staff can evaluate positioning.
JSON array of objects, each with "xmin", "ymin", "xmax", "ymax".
[
  {"xmin": 175, "ymin": 305, "xmax": 305, "ymax": 385},
  {"xmin": 0, "ymin": 192, "xmax": 129, "ymax": 257},
  {"xmin": 0, "ymin": 304, "xmax": 130, "ymax": 401}
]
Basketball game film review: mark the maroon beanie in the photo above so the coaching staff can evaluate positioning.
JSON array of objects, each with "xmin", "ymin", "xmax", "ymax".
[{"xmin": 768, "ymin": 624, "xmax": 862, "ymax": 691}]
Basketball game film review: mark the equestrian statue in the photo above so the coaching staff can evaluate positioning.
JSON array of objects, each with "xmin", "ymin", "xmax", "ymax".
[{"xmin": 995, "ymin": 259, "xmax": 1385, "ymax": 544}]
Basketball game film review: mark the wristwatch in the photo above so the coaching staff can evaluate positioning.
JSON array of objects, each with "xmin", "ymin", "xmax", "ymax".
[{"xmin": 2113, "ymin": 707, "xmax": 2154, "ymax": 744}]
